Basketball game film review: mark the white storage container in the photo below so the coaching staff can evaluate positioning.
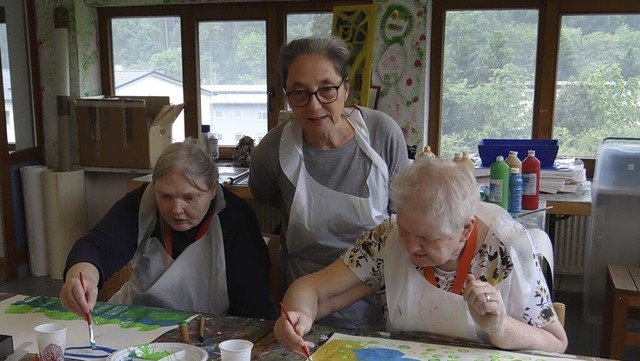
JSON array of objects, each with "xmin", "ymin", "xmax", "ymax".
[{"xmin": 583, "ymin": 141, "xmax": 640, "ymax": 324}]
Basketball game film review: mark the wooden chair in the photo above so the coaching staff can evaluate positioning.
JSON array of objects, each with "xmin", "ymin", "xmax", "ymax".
[
  {"xmin": 263, "ymin": 233, "xmax": 286, "ymax": 303},
  {"xmin": 97, "ymin": 263, "xmax": 133, "ymax": 302}
]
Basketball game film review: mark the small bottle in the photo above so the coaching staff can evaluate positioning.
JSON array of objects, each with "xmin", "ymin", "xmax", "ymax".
[
  {"xmin": 460, "ymin": 152, "xmax": 475, "ymax": 170},
  {"xmin": 420, "ymin": 146, "xmax": 436, "ymax": 157},
  {"xmin": 201, "ymin": 124, "xmax": 212, "ymax": 154},
  {"xmin": 201, "ymin": 124, "xmax": 219, "ymax": 160},
  {"xmin": 452, "ymin": 152, "xmax": 463, "ymax": 163},
  {"xmin": 508, "ymin": 167, "xmax": 523, "ymax": 214},
  {"xmin": 522, "ymin": 150, "xmax": 541, "ymax": 210},
  {"xmin": 416, "ymin": 146, "xmax": 436, "ymax": 162},
  {"xmin": 210, "ymin": 132, "xmax": 219, "ymax": 160},
  {"xmin": 489, "ymin": 155, "xmax": 509, "ymax": 210},
  {"xmin": 505, "ymin": 151, "xmax": 522, "ymax": 173}
]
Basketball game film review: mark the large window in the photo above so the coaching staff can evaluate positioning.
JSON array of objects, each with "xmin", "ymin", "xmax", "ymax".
[
  {"xmin": 98, "ymin": 1, "xmax": 367, "ymax": 157},
  {"xmin": 554, "ymin": 14, "xmax": 640, "ymax": 157},
  {"xmin": 440, "ymin": 9, "xmax": 538, "ymax": 161},
  {"xmin": 430, "ymin": 0, "xmax": 640, "ymax": 160}
]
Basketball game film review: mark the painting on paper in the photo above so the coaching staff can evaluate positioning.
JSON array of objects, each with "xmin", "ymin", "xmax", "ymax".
[{"xmin": 312, "ymin": 333, "xmax": 577, "ymax": 361}]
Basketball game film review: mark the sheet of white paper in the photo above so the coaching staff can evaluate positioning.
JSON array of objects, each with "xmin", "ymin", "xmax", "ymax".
[{"xmin": 0, "ymin": 295, "xmax": 196, "ymax": 360}]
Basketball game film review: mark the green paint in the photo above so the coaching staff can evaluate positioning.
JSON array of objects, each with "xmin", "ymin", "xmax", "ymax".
[
  {"xmin": 5, "ymin": 296, "xmax": 192, "ymax": 331},
  {"xmin": 128, "ymin": 344, "xmax": 173, "ymax": 360}
]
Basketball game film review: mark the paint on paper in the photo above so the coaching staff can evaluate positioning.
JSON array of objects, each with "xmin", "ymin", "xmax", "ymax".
[
  {"xmin": 373, "ymin": 0, "xmax": 428, "ymax": 149},
  {"xmin": 6, "ymin": 295, "xmax": 192, "ymax": 330},
  {"xmin": 313, "ymin": 333, "xmax": 578, "ymax": 361}
]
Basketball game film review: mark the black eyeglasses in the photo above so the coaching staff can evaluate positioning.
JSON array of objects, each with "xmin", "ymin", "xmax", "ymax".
[{"xmin": 285, "ymin": 78, "xmax": 346, "ymax": 107}]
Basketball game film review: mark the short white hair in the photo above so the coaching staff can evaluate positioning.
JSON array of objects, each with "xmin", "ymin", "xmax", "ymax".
[{"xmin": 390, "ymin": 158, "xmax": 479, "ymax": 239}]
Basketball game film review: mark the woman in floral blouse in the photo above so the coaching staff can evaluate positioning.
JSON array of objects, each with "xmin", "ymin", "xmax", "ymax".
[{"xmin": 274, "ymin": 158, "xmax": 568, "ymax": 355}]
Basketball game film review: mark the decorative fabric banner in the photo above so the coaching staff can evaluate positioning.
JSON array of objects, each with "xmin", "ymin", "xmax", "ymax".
[{"xmin": 333, "ymin": 4, "xmax": 377, "ymax": 107}]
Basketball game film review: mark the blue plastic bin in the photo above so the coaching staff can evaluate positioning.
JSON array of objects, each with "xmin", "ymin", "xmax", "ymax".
[{"xmin": 477, "ymin": 139, "xmax": 559, "ymax": 168}]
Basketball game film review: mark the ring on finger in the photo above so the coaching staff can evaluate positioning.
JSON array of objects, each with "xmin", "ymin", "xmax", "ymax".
[{"xmin": 484, "ymin": 294, "xmax": 492, "ymax": 303}]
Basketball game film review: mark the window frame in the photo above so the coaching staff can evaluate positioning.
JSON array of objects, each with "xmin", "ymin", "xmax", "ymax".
[
  {"xmin": 97, "ymin": 1, "xmax": 370, "ymax": 159},
  {"xmin": 429, "ymin": 0, "xmax": 640, "ymax": 157}
]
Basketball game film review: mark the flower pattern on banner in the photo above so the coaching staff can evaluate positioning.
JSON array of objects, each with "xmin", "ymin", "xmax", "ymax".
[{"xmin": 374, "ymin": 0, "xmax": 428, "ymax": 150}]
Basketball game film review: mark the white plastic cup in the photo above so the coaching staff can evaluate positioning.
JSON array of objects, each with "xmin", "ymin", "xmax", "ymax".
[
  {"xmin": 219, "ymin": 339, "xmax": 253, "ymax": 361},
  {"xmin": 34, "ymin": 322, "xmax": 67, "ymax": 361}
]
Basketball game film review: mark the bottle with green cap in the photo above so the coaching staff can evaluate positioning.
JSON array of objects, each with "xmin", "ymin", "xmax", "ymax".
[{"xmin": 489, "ymin": 155, "xmax": 509, "ymax": 210}]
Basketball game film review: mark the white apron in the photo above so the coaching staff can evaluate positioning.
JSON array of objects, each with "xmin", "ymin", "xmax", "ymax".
[
  {"xmin": 109, "ymin": 184, "xmax": 229, "ymax": 315},
  {"xmin": 385, "ymin": 203, "xmax": 539, "ymax": 343},
  {"xmin": 279, "ymin": 108, "xmax": 389, "ymax": 328}
]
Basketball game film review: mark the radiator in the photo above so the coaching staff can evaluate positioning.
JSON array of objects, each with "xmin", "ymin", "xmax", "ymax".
[
  {"xmin": 245, "ymin": 199, "xmax": 282, "ymax": 234},
  {"xmin": 553, "ymin": 215, "xmax": 591, "ymax": 275}
]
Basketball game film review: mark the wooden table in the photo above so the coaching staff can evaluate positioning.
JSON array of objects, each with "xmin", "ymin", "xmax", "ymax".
[
  {"xmin": 1, "ymin": 293, "xmax": 613, "ymax": 361},
  {"xmin": 541, "ymin": 190, "xmax": 592, "ymax": 217}
]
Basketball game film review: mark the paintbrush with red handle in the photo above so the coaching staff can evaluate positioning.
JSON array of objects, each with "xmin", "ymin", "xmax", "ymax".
[
  {"xmin": 279, "ymin": 302, "xmax": 314, "ymax": 361},
  {"xmin": 79, "ymin": 272, "xmax": 96, "ymax": 350}
]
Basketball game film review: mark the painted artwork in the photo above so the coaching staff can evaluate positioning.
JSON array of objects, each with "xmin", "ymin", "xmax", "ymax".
[
  {"xmin": 332, "ymin": 4, "xmax": 377, "ymax": 108},
  {"xmin": 373, "ymin": 0, "xmax": 428, "ymax": 150},
  {"xmin": 0, "ymin": 295, "xmax": 195, "ymax": 357},
  {"xmin": 313, "ymin": 333, "xmax": 577, "ymax": 361}
]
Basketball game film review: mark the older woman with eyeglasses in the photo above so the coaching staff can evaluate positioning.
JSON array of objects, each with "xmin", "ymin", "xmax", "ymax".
[{"xmin": 249, "ymin": 36, "xmax": 409, "ymax": 330}]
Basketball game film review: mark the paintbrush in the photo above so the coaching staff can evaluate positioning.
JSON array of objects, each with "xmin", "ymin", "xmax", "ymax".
[
  {"xmin": 279, "ymin": 302, "xmax": 314, "ymax": 361},
  {"xmin": 78, "ymin": 272, "xmax": 96, "ymax": 350}
]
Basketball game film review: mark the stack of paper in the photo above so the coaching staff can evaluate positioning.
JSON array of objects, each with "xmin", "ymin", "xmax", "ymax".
[
  {"xmin": 539, "ymin": 168, "xmax": 586, "ymax": 194},
  {"xmin": 473, "ymin": 161, "xmax": 587, "ymax": 194}
]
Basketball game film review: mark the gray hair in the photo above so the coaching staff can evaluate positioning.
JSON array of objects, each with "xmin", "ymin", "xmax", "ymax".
[
  {"xmin": 390, "ymin": 158, "xmax": 479, "ymax": 239},
  {"xmin": 152, "ymin": 138, "xmax": 219, "ymax": 192},
  {"xmin": 277, "ymin": 36, "xmax": 350, "ymax": 86}
]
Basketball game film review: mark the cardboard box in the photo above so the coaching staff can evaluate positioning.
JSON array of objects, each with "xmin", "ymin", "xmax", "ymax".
[{"xmin": 75, "ymin": 96, "xmax": 184, "ymax": 169}]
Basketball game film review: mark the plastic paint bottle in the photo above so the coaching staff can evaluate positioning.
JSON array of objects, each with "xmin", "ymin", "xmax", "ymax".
[
  {"xmin": 505, "ymin": 150, "xmax": 522, "ymax": 173},
  {"xmin": 489, "ymin": 155, "xmax": 509, "ymax": 210},
  {"xmin": 522, "ymin": 150, "xmax": 541, "ymax": 210},
  {"xmin": 418, "ymin": 145, "xmax": 436, "ymax": 158},
  {"xmin": 461, "ymin": 152, "xmax": 475, "ymax": 170},
  {"xmin": 508, "ymin": 167, "xmax": 523, "ymax": 214}
]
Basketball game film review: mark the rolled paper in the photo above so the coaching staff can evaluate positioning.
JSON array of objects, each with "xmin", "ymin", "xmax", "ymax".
[
  {"xmin": 179, "ymin": 323, "xmax": 189, "ymax": 343},
  {"xmin": 54, "ymin": 7, "xmax": 71, "ymax": 171}
]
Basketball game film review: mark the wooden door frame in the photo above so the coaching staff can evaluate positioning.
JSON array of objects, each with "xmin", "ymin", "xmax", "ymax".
[{"xmin": 0, "ymin": 0, "xmax": 45, "ymax": 280}]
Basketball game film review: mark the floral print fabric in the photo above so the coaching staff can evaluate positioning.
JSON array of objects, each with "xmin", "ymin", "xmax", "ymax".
[{"xmin": 342, "ymin": 218, "xmax": 558, "ymax": 328}]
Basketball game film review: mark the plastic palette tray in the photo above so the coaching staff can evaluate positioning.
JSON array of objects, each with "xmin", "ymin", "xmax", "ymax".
[{"xmin": 478, "ymin": 139, "xmax": 559, "ymax": 168}]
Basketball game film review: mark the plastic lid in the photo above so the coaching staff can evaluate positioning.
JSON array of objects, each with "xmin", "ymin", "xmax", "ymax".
[
  {"xmin": 509, "ymin": 150, "xmax": 518, "ymax": 156},
  {"xmin": 201, "ymin": 124, "xmax": 211, "ymax": 133},
  {"xmin": 527, "ymin": 150, "xmax": 536, "ymax": 156},
  {"xmin": 510, "ymin": 167, "xmax": 520, "ymax": 174},
  {"xmin": 496, "ymin": 155, "xmax": 504, "ymax": 161}
]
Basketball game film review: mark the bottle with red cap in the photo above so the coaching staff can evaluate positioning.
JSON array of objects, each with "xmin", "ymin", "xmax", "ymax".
[{"xmin": 521, "ymin": 150, "xmax": 541, "ymax": 210}]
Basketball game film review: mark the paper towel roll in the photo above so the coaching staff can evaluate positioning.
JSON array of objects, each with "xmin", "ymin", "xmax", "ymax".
[
  {"xmin": 20, "ymin": 165, "xmax": 49, "ymax": 276},
  {"xmin": 43, "ymin": 168, "xmax": 88, "ymax": 279}
]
